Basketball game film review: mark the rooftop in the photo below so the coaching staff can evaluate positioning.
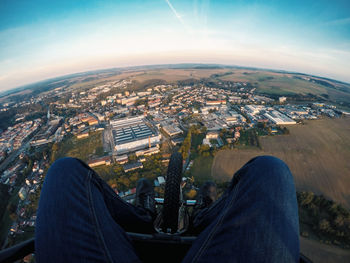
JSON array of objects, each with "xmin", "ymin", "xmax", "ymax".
[{"xmin": 111, "ymin": 116, "xmax": 158, "ymax": 145}]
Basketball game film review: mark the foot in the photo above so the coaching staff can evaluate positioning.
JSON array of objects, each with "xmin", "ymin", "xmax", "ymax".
[
  {"xmin": 135, "ymin": 178, "xmax": 156, "ymax": 216},
  {"xmin": 196, "ymin": 181, "xmax": 218, "ymax": 209},
  {"xmin": 190, "ymin": 181, "xmax": 218, "ymax": 232}
]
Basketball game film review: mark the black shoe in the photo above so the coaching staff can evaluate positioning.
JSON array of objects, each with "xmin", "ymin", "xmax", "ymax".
[
  {"xmin": 136, "ymin": 178, "xmax": 156, "ymax": 216},
  {"xmin": 191, "ymin": 181, "xmax": 218, "ymax": 233},
  {"xmin": 195, "ymin": 181, "xmax": 217, "ymax": 209}
]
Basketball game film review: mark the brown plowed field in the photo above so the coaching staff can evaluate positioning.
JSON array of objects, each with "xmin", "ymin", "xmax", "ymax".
[
  {"xmin": 300, "ymin": 237, "xmax": 350, "ymax": 262},
  {"xmin": 212, "ymin": 117, "xmax": 350, "ymax": 208}
]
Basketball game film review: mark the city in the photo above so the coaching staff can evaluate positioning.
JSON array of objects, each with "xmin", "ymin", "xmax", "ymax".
[
  {"xmin": 1, "ymin": 0, "xmax": 350, "ymax": 262},
  {"xmin": 1, "ymin": 75, "xmax": 349, "ymax": 252}
]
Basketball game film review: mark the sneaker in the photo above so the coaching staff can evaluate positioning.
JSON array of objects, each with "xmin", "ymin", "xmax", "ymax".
[
  {"xmin": 196, "ymin": 181, "xmax": 217, "ymax": 209},
  {"xmin": 136, "ymin": 178, "xmax": 156, "ymax": 216},
  {"xmin": 191, "ymin": 181, "xmax": 218, "ymax": 232}
]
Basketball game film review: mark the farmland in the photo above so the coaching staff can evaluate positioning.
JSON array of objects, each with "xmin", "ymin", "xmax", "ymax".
[
  {"xmin": 212, "ymin": 116, "xmax": 350, "ymax": 208},
  {"xmin": 211, "ymin": 117, "xmax": 350, "ymax": 262},
  {"xmin": 3, "ymin": 65, "xmax": 350, "ymax": 110},
  {"xmin": 300, "ymin": 237, "xmax": 350, "ymax": 263}
]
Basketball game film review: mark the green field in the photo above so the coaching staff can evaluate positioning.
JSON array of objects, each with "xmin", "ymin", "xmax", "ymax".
[
  {"xmin": 53, "ymin": 131, "xmax": 104, "ymax": 162},
  {"xmin": 219, "ymin": 71, "xmax": 328, "ymax": 95},
  {"xmin": 189, "ymin": 155, "xmax": 214, "ymax": 184}
]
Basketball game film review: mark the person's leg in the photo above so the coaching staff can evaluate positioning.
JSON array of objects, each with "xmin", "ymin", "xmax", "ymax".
[
  {"xmin": 35, "ymin": 157, "xmax": 152, "ymax": 263},
  {"xmin": 184, "ymin": 156, "xmax": 299, "ymax": 263}
]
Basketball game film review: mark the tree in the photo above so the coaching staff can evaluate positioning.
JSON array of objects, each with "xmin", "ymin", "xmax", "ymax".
[
  {"xmin": 179, "ymin": 129, "xmax": 192, "ymax": 160},
  {"xmin": 319, "ymin": 219, "xmax": 330, "ymax": 232},
  {"xmin": 129, "ymin": 154, "xmax": 137, "ymax": 162},
  {"xmin": 134, "ymin": 99, "xmax": 147, "ymax": 106},
  {"xmin": 8, "ymin": 202, "xmax": 18, "ymax": 221},
  {"xmin": 199, "ymin": 145, "xmax": 210, "ymax": 156},
  {"xmin": 117, "ymin": 176, "xmax": 131, "ymax": 190},
  {"xmin": 107, "ymin": 178, "xmax": 117, "ymax": 188},
  {"xmin": 113, "ymin": 165, "xmax": 124, "ymax": 175},
  {"xmin": 51, "ymin": 143, "xmax": 59, "ymax": 163},
  {"xmin": 0, "ymin": 184, "xmax": 10, "ymax": 220},
  {"xmin": 299, "ymin": 191, "xmax": 314, "ymax": 206},
  {"xmin": 202, "ymin": 151, "xmax": 210, "ymax": 157},
  {"xmin": 257, "ymin": 122, "xmax": 266, "ymax": 129},
  {"xmin": 130, "ymin": 173, "xmax": 139, "ymax": 183},
  {"xmin": 335, "ymin": 215, "xmax": 345, "ymax": 227}
]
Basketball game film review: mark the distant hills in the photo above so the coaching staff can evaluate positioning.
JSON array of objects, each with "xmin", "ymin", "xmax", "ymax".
[{"xmin": 1, "ymin": 64, "xmax": 350, "ymax": 112}]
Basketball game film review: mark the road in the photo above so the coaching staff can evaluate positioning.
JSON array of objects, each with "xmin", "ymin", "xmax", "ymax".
[
  {"xmin": 102, "ymin": 126, "xmax": 114, "ymax": 154},
  {"xmin": 0, "ymin": 140, "xmax": 32, "ymax": 173}
]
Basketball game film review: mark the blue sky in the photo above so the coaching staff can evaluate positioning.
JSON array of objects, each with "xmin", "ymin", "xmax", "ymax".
[{"xmin": 0, "ymin": 0, "xmax": 349, "ymax": 91}]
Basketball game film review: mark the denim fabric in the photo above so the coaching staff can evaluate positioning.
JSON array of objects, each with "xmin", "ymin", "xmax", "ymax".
[
  {"xmin": 35, "ymin": 156, "xmax": 299, "ymax": 263},
  {"xmin": 35, "ymin": 157, "xmax": 152, "ymax": 262},
  {"xmin": 184, "ymin": 156, "xmax": 299, "ymax": 263}
]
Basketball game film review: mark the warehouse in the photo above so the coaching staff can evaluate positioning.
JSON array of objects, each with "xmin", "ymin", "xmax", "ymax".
[
  {"xmin": 162, "ymin": 125, "xmax": 183, "ymax": 137},
  {"xmin": 264, "ymin": 111, "xmax": 297, "ymax": 125},
  {"xmin": 110, "ymin": 116, "xmax": 161, "ymax": 154}
]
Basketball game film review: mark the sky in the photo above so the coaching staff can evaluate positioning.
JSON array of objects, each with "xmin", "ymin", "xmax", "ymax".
[{"xmin": 0, "ymin": 0, "xmax": 350, "ymax": 92}]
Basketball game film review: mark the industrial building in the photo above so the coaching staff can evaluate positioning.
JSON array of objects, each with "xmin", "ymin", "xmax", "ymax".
[
  {"xmin": 87, "ymin": 156, "xmax": 112, "ymax": 168},
  {"xmin": 114, "ymin": 155, "xmax": 128, "ymax": 164},
  {"xmin": 264, "ymin": 111, "xmax": 297, "ymax": 125},
  {"xmin": 244, "ymin": 105, "xmax": 265, "ymax": 115},
  {"xmin": 123, "ymin": 161, "xmax": 143, "ymax": 172},
  {"xmin": 110, "ymin": 116, "xmax": 161, "ymax": 155},
  {"xmin": 135, "ymin": 147, "xmax": 160, "ymax": 157},
  {"xmin": 162, "ymin": 125, "xmax": 183, "ymax": 137},
  {"xmin": 121, "ymin": 96, "xmax": 139, "ymax": 105}
]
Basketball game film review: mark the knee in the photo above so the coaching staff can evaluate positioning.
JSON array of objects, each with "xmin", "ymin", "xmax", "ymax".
[
  {"xmin": 250, "ymin": 155, "xmax": 288, "ymax": 169},
  {"xmin": 242, "ymin": 155, "xmax": 292, "ymax": 182},
  {"xmin": 45, "ymin": 157, "xmax": 89, "ymax": 186},
  {"xmin": 234, "ymin": 155, "xmax": 296, "ymax": 199},
  {"xmin": 49, "ymin": 157, "xmax": 85, "ymax": 173}
]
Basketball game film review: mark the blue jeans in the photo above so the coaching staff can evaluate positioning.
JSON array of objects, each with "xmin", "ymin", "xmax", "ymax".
[{"xmin": 35, "ymin": 156, "xmax": 299, "ymax": 262}]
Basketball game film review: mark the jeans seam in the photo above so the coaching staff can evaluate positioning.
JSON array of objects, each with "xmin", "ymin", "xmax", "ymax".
[
  {"xmin": 86, "ymin": 170, "xmax": 114, "ymax": 263},
  {"xmin": 191, "ymin": 180, "xmax": 241, "ymax": 263}
]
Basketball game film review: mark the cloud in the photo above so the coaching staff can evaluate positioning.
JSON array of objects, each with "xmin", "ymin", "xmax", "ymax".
[{"xmin": 165, "ymin": 0, "xmax": 187, "ymax": 28}]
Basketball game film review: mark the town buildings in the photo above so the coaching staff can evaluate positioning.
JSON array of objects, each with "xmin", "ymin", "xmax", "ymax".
[{"xmin": 110, "ymin": 116, "xmax": 161, "ymax": 155}]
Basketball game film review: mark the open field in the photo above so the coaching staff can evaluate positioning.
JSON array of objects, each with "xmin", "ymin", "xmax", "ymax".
[
  {"xmin": 212, "ymin": 117, "xmax": 350, "ymax": 208},
  {"xmin": 218, "ymin": 69, "xmax": 333, "ymax": 95},
  {"xmin": 4, "ymin": 65, "xmax": 349, "ymax": 107},
  {"xmin": 66, "ymin": 71, "xmax": 143, "ymax": 91},
  {"xmin": 64, "ymin": 68, "xmax": 230, "ymax": 91},
  {"xmin": 190, "ymin": 155, "xmax": 214, "ymax": 184},
  {"xmin": 131, "ymin": 68, "xmax": 350, "ymax": 104},
  {"xmin": 0, "ymin": 89, "xmax": 33, "ymax": 103},
  {"xmin": 212, "ymin": 117, "xmax": 350, "ymax": 258},
  {"xmin": 54, "ymin": 131, "xmax": 104, "ymax": 162},
  {"xmin": 300, "ymin": 237, "xmax": 350, "ymax": 263},
  {"xmin": 64, "ymin": 67, "xmax": 350, "ymax": 104}
]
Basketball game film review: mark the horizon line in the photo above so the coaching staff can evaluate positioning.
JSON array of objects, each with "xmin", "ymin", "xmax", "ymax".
[{"xmin": 1, "ymin": 62, "xmax": 349, "ymax": 97}]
